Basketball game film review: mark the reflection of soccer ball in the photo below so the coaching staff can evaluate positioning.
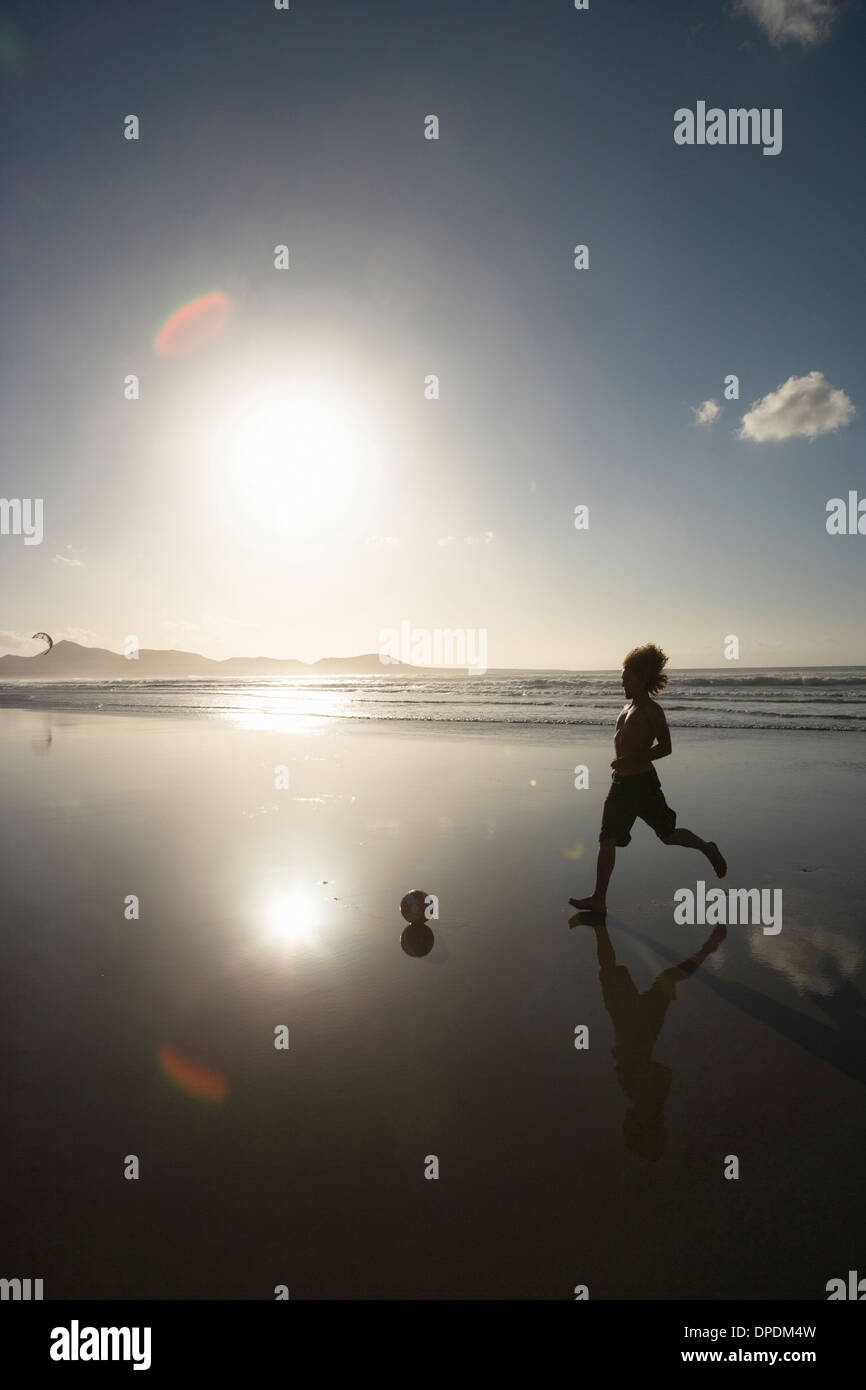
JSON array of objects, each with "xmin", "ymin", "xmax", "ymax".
[
  {"xmin": 400, "ymin": 889, "xmax": 429, "ymax": 923},
  {"xmin": 401, "ymin": 923, "xmax": 434, "ymax": 958}
]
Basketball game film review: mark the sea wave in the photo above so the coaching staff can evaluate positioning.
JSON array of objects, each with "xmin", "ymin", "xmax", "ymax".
[{"xmin": 1, "ymin": 668, "xmax": 864, "ymax": 733}]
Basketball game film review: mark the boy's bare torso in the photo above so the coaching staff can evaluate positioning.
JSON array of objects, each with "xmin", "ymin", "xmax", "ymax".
[{"xmin": 614, "ymin": 700, "xmax": 655, "ymax": 775}]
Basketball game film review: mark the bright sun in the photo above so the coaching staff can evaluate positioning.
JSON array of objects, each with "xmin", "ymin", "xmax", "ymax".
[{"xmin": 217, "ymin": 384, "xmax": 374, "ymax": 542}]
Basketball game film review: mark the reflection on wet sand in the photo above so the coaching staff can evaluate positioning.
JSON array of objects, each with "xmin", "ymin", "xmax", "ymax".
[
  {"xmin": 401, "ymin": 920, "xmax": 435, "ymax": 957},
  {"xmin": 572, "ymin": 911, "xmax": 725, "ymax": 1160}
]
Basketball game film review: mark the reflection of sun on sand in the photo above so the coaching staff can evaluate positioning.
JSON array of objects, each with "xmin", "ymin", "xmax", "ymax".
[
  {"xmin": 216, "ymin": 886, "xmax": 333, "ymax": 995},
  {"xmin": 264, "ymin": 889, "xmax": 320, "ymax": 949}
]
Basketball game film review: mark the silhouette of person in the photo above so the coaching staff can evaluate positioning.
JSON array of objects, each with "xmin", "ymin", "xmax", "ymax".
[
  {"xmin": 570, "ymin": 644, "xmax": 726, "ymax": 913},
  {"xmin": 581, "ymin": 915, "xmax": 725, "ymax": 1160}
]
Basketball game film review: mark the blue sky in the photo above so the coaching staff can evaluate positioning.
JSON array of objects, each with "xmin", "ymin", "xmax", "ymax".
[{"xmin": 1, "ymin": 0, "xmax": 863, "ymax": 669}]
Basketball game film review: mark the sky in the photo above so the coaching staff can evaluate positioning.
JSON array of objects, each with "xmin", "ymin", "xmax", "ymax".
[{"xmin": 1, "ymin": 0, "xmax": 864, "ymax": 671}]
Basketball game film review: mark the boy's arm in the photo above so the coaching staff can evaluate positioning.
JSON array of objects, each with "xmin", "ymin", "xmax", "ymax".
[{"xmin": 647, "ymin": 702, "xmax": 672, "ymax": 761}]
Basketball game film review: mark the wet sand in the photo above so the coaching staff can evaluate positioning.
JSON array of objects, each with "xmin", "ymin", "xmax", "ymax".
[{"xmin": 2, "ymin": 708, "xmax": 864, "ymax": 1298}]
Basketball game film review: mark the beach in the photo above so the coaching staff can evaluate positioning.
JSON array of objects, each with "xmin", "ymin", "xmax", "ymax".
[{"xmin": 3, "ymin": 703, "xmax": 864, "ymax": 1299}]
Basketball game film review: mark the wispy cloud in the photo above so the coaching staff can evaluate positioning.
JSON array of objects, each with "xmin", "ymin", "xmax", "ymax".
[
  {"xmin": 735, "ymin": 0, "xmax": 840, "ymax": 47},
  {"xmin": 52, "ymin": 545, "xmax": 86, "ymax": 567},
  {"xmin": 739, "ymin": 371, "xmax": 855, "ymax": 442},
  {"xmin": 0, "ymin": 630, "xmax": 34, "ymax": 656},
  {"xmin": 437, "ymin": 532, "xmax": 494, "ymax": 548},
  {"xmin": 59, "ymin": 627, "xmax": 101, "ymax": 647},
  {"xmin": 365, "ymin": 535, "xmax": 400, "ymax": 549},
  {"xmin": 692, "ymin": 399, "xmax": 721, "ymax": 426}
]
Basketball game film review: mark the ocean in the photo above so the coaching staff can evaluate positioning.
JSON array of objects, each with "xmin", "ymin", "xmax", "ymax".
[{"xmin": 1, "ymin": 666, "xmax": 865, "ymax": 732}]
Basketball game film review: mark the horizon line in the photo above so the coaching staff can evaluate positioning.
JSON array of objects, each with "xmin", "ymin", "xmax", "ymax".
[{"xmin": 0, "ymin": 640, "xmax": 863, "ymax": 674}]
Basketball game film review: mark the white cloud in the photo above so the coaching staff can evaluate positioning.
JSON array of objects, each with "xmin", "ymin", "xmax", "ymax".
[
  {"xmin": 0, "ymin": 630, "xmax": 34, "ymax": 656},
  {"xmin": 693, "ymin": 399, "xmax": 721, "ymax": 426},
  {"xmin": 52, "ymin": 545, "xmax": 86, "ymax": 567},
  {"xmin": 736, "ymin": 0, "xmax": 840, "ymax": 47},
  {"xmin": 58, "ymin": 627, "xmax": 101, "ymax": 647},
  {"xmin": 365, "ymin": 535, "xmax": 399, "ymax": 548},
  {"xmin": 438, "ymin": 533, "xmax": 494, "ymax": 547},
  {"xmin": 739, "ymin": 371, "xmax": 855, "ymax": 442}
]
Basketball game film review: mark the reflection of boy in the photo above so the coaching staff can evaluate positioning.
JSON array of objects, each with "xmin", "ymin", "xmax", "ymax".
[{"xmin": 593, "ymin": 921, "xmax": 725, "ymax": 1161}]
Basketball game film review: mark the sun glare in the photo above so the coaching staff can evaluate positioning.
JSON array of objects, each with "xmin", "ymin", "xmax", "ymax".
[
  {"xmin": 264, "ymin": 888, "xmax": 319, "ymax": 949},
  {"xmin": 217, "ymin": 383, "xmax": 374, "ymax": 542}
]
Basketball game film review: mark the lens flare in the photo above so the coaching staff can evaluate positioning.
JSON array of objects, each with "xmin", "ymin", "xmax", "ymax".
[
  {"xmin": 158, "ymin": 1044, "xmax": 228, "ymax": 1102},
  {"xmin": 153, "ymin": 291, "xmax": 232, "ymax": 357}
]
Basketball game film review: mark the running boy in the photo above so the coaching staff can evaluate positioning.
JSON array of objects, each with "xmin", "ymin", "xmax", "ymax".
[{"xmin": 570, "ymin": 643, "xmax": 726, "ymax": 913}]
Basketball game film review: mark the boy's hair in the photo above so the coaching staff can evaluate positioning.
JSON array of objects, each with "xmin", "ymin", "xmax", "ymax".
[{"xmin": 623, "ymin": 643, "xmax": 669, "ymax": 695}]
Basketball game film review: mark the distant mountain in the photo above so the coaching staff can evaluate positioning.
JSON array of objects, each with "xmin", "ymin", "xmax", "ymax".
[{"xmin": 0, "ymin": 640, "xmax": 448, "ymax": 680}]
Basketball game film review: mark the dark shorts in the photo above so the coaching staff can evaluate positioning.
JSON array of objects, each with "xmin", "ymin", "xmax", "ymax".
[{"xmin": 599, "ymin": 768, "xmax": 676, "ymax": 847}]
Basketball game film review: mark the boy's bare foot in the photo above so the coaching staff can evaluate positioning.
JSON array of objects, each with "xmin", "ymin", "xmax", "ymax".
[
  {"xmin": 569, "ymin": 895, "xmax": 606, "ymax": 912},
  {"xmin": 706, "ymin": 842, "xmax": 727, "ymax": 878}
]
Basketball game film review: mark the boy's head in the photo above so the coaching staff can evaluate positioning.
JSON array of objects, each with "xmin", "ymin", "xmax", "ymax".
[{"xmin": 622, "ymin": 643, "xmax": 669, "ymax": 699}]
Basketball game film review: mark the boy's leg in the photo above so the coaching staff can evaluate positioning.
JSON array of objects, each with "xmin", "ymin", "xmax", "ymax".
[
  {"xmin": 661, "ymin": 828, "xmax": 726, "ymax": 877},
  {"xmin": 638, "ymin": 775, "xmax": 727, "ymax": 879},
  {"xmin": 570, "ymin": 835, "xmax": 617, "ymax": 910},
  {"xmin": 592, "ymin": 919, "xmax": 617, "ymax": 970}
]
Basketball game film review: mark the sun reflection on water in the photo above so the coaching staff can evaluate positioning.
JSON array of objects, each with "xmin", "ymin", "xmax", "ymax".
[
  {"xmin": 263, "ymin": 888, "xmax": 321, "ymax": 950},
  {"xmin": 213, "ymin": 684, "xmax": 359, "ymax": 734}
]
